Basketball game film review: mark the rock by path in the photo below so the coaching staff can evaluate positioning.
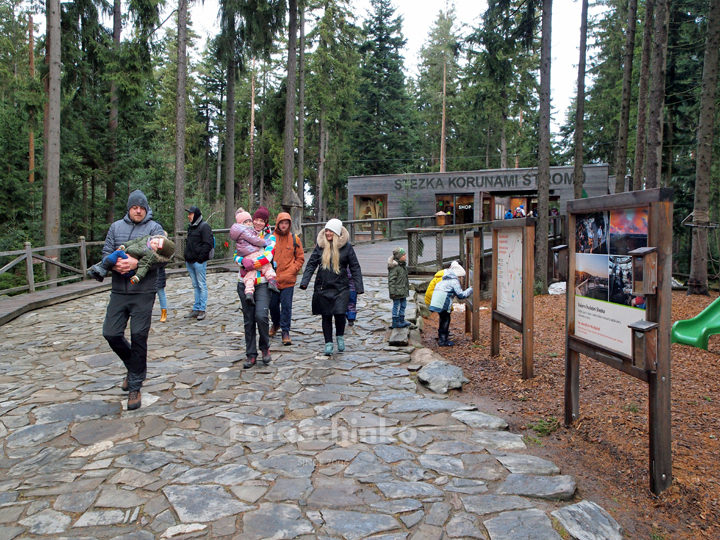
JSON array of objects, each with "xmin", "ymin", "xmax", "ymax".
[{"xmin": 0, "ymin": 273, "xmax": 621, "ymax": 539}]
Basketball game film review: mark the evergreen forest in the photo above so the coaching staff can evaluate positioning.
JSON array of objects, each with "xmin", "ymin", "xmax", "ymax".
[{"xmin": 1, "ymin": 0, "xmax": 719, "ymax": 294}]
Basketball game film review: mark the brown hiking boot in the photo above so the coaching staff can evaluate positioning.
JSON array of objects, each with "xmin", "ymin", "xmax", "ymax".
[
  {"xmin": 121, "ymin": 376, "xmax": 129, "ymax": 392},
  {"xmin": 160, "ymin": 308, "xmax": 167, "ymax": 322},
  {"xmin": 127, "ymin": 390, "xmax": 142, "ymax": 411},
  {"xmin": 269, "ymin": 324, "xmax": 280, "ymax": 337},
  {"xmin": 282, "ymin": 331, "xmax": 292, "ymax": 346}
]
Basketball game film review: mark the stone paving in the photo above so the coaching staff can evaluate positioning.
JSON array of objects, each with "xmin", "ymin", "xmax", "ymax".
[{"xmin": 0, "ymin": 273, "xmax": 623, "ymax": 540}]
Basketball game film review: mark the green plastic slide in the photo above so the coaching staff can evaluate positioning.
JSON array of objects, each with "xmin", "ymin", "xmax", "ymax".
[{"xmin": 671, "ymin": 296, "xmax": 720, "ymax": 351}]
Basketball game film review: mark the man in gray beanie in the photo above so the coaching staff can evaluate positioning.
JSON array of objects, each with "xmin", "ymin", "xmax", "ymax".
[{"xmin": 101, "ymin": 190, "xmax": 164, "ymax": 411}]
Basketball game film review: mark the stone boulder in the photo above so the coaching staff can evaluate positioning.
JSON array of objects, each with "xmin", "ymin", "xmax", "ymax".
[
  {"xmin": 388, "ymin": 328, "xmax": 410, "ymax": 347},
  {"xmin": 410, "ymin": 348, "xmax": 445, "ymax": 367},
  {"xmin": 417, "ymin": 360, "xmax": 469, "ymax": 394}
]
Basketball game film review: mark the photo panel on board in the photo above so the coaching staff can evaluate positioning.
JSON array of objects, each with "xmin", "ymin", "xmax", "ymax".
[
  {"xmin": 608, "ymin": 208, "xmax": 648, "ymax": 255},
  {"xmin": 575, "ymin": 212, "xmax": 608, "ymax": 255}
]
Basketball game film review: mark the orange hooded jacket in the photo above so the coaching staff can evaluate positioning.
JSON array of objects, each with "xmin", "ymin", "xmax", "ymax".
[{"xmin": 273, "ymin": 212, "xmax": 305, "ymax": 289}]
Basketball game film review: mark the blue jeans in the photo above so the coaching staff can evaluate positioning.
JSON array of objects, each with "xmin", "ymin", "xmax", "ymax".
[
  {"xmin": 156, "ymin": 288, "xmax": 167, "ymax": 310},
  {"xmin": 186, "ymin": 261, "xmax": 208, "ymax": 311},
  {"xmin": 392, "ymin": 298, "xmax": 407, "ymax": 318},
  {"xmin": 270, "ymin": 286, "xmax": 295, "ymax": 332},
  {"xmin": 346, "ymin": 290, "xmax": 357, "ymax": 321}
]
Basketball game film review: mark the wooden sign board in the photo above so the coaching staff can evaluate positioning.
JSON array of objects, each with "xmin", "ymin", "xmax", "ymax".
[
  {"xmin": 491, "ymin": 217, "xmax": 535, "ymax": 379},
  {"xmin": 565, "ymin": 188, "xmax": 673, "ymax": 495}
]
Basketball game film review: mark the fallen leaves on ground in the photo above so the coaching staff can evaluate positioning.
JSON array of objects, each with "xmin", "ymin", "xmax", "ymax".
[{"xmin": 422, "ymin": 291, "xmax": 720, "ymax": 540}]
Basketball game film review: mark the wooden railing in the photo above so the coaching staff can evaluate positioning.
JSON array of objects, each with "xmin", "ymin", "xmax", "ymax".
[{"xmin": 299, "ymin": 216, "xmax": 437, "ymax": 249}]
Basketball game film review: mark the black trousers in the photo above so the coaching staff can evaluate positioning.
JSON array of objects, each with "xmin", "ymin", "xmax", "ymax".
[
  {"xmin": 238, "ymin": 282, "xmax": 271, "ymax": 358},
  {"xmin": 438, "ymin": 311, "xmax": 451, "ymax": 336},
  {"xmin": 102, "ymin": 292, "xmax": 155, "ymax": 392},
  {"xmin": 322, "ymin": 314, "xmax": 346, "ymax": 343}
]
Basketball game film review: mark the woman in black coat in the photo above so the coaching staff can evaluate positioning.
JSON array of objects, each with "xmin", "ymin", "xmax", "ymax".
[{"xmin": 300, "ymin": 219, "xmax": 364, "ymax": 355}]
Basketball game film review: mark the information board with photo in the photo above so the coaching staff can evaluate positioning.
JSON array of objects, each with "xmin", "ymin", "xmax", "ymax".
[
  {"xmin": 496, "ymin": 229, "xmax": 523, "ymax": 321},
  {"xmin": 573, "ymin": 207, "xmax": 648, "ymax": 356}
]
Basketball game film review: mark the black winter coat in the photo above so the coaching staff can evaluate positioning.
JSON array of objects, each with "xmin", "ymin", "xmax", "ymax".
[
  {"xmin": 185, "ymin": 217, "xmax": 213, "ymax": 264},
  {"xmin": 300, "ymin": 227, "xmax": 364, "ymax": 316}
]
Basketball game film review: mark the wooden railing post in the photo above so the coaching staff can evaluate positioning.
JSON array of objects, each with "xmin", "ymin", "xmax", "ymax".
[
  {"xmin": 79, "ymin": 236, "xmax": 87, "ymax": 279},
  {"xmin": 459, "ymin": 229, "xmax": 466, "ymax": 268},
  {"xmin": 349, "ymin": 222, "xmax": 355, "ymax": 244},
  {"xmin": 436, "ymin": 230, "xmax": 444, "ymax": 270},
  {"xmin": 24, "ymin": 242, "xmax": 35, "ymax": 293},
  {"xmin": 370, "ymin": 220, "xmax": 375, "ymax": 243},
  {"xmin": 408, "ymin": 230, "xmax": 418, "ymax": 267}
]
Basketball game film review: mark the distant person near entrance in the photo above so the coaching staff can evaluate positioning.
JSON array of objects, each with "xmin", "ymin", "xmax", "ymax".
[
  {"xmin": 183, "ymin": 205, "xmax": 213, "ymax": 321},
  {"xmin": 269, "ymin": 212, "xmax": 305, "ymax": 345},
  {"xmin": 300, "ymin": 219, "xmax": 364, "ymax": 355},
  {"xmin": 100, "ymin": 190, "xmax": 164, "ymax": 411}
]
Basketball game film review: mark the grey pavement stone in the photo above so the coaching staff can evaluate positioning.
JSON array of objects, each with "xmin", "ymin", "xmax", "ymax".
[
  {"xmin": 424, "ymin": 502, "xmax": 451, "ymax": 526},
  {"xmin": 266, "ymin": 478, "xmax": 313, "ymax": 501},
  {"xmin": 317, "ymin": 448, "xmax": 359, "ymax": 465},
  {"xmin": 393, "ymin": 461, "xmax": 430, "ymax": 482},
  {"xmin": 18, "ymin": 509, "xmax": 71, "ymax": 534},
  {"xmin": 53, "ymin": 490, "xmax": 99, "ymax": 513},
  {"xmin": 344, "ymin": 452, "xmax": 391, "ymax": 478},
  {"xmin": 444, "ymin": 478, "xmax": 488, "ymax": 494},
  {"xmin": 6, "ymin": 421, "xmax": 69, "ymax": 448},
  {"xmin": 451, "ymin": 411, "xmax": 508, "ymax": 430},
  {"xmin": 484, "ymin": 509, "xmax": 563, "ymax": 540},
  {"xmin": 474, "ymin": 431, "xmax": 527, "ymax": 451},
  {"xmin": 163, "ymin": 484, "xmax": 254, "ymax": 523},
  {"xmin": 388, "ymin": 328, "xmax": 410, "ymax": 347},
  {"xmin": 387, "ymin": 398, "xmax": 473, "ymax": 414},
  {"xmin": 73, "ymin": 509, "xmax": 126, "ymax": 527},
  {"xmin": 150, "ymin": 509, "xmax": 176, "ymax": 533},
  {"xmin": 321, "ymin": 510, "xmax": 401, "ymax": 540},
  {"xmin": 241, "ymin": 503, "xmax": 313, "ymax": 540},
  {"xmin": 370, "ymin": 499, "xmax": 423, "ymax": 515},
  {"xmin": 497, "ymin": 454, "xmax": 561, "ymax": 476},
  {"xmin": 256, "ymin": 455, "xmax": 315, "ymax": 478},
  {"xmin": 111, "ymin": 531, "xmax": 154, "ymax": 540},
  {"xmin": 114, "ymin": 451, "xmax": 174, "ymax": 472},
  {"xmin": 0, "ymin": 506, "xmax": 23, "ymax": 524},
  {"xmin": 497, "ymin": 474, "xmax": 576, "ymax": 501},
  {"xmin": 446, "ymin": 512, "xmax": 484, "ymax": 538},
  {"xmin": 230, "ymin": 485, "xmax": 267, "ymax": 503},
  {"xmin": 212, "ymin": 515, "xmax": 237, "ymax": 537},
  {"xmin": 376, "ymin": 482, "xmax": 444, "ymax": 499},
  {"xmin": 400, "ymin": 510, "xmax": 424, "ymax": 528},
  {"xmin": 551, "ymin": 500, "xmax": 623, "ymax": 540},
  {"xmin": 418, "ymin": 454, "xmax": 465, "ymax": 476},
  {"xmin": 425, "ymin": 441, "xmax": 482, "ymax": 455},
  {"xmin": 143, "ymin": 494, "xmax": 171, "ymax": 517},
  {"xmin": 462, "ymin": 494, "xmax": 535, "ymax": 516},
  {"xmin": 0, "ymin": 526, "xmax": 24, "ymax": 540},
  {"xmin": 373, "ymin": 445, "xmax": 414, "ymax": 463},
  {"xmin": 173, "ymin": 463, "xmax": 261, "ymax": 485},
  {"xmin": 95, "ymin": 487, "xmax": 150, "ymax": 508},
  {"xmin": 417, "ymin": 361, "xmax": 469, "ymax": 394},
  {"xmin": 33, "ymin": 401, "xmax": 121, "ymax": 425},
  {"xmin": 307, "ymin": 483, "xmax": 382, "ymax": 508},
  {"xmin": 409, "ymin": 524, "xmax": 443, "ymax": 540}
]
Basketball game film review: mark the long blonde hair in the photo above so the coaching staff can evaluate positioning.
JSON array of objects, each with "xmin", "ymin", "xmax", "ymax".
[{"xmin": 321, "ymin": 232, "xmax": 341, "ymax": 273}]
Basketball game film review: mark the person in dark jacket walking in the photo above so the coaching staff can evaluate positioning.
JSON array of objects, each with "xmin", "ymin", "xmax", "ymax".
[
  {"xmin": 388, "ymin": 247, "xmax": 410, "ymax": 328},
  {"xmin": 101, "ymin": 190, "xmax": 164, "ymax": 411},
  {"xmin": 183, "ymin": 205, "xmax": 213, "ymax": 321},
  {"xmin": 300, "ymin": 219, "xmax": 364, "ymax": 355}
]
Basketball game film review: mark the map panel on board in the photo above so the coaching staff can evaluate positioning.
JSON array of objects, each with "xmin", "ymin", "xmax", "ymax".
[{"xmin": 496, "ymin": 229, "xmax": 523, "ymax": 322}]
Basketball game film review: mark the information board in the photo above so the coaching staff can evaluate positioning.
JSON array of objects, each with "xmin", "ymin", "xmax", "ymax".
[
  {"xmin": 573, "ymin": 208, "xmax": 648, "ymax": 356},
  {"xmin": 496, "ymin": 230, "xmax": 523, "ymax": 322}
]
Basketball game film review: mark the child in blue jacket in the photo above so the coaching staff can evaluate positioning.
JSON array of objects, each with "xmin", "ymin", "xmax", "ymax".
[{"xmin": 429, "ymin": 261, "xmax": 472, "ymax": 346}]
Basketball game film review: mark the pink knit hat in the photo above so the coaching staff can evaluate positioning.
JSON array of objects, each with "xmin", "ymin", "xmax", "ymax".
[{"xmin": 236, "ymin": 211, "xmax": 252, "ymax": 224}]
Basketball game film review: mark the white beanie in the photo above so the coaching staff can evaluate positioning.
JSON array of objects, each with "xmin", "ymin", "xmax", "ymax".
[
  {"xmin": 325, "ymin": 218, "xmax": 343, "ymax": 237},
  {"xmin": 450, "ymin": 261, "xmax": 466, "ymax": 277}
]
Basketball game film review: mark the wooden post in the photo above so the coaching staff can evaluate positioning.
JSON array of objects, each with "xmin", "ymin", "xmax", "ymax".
[
  {"xmin": 79, "ymin": 236, "xmax": 87, "ymax": 279},
  {"xmin": 490, "ymin": 227, "xmax": 500, "ymax": 356},
  {"xmin": 459, "ymin": 229, "xmax": 465, "ymax": 268},
  {"xmin": 408, "ymin": 231, "xmax": 418, "ymax": 267},
  {"xmin": 349, "ymin": 222, "xmax": 355, "ymax": 244},
  {"xmin": 472, "ymin": 230, "xmax": 482, "ymax": 342},
  {"xmin": 436, "ymin": 230, "xmax": 444, "ymax": 271},
  {"xmin": 648, "ymin": 199, "xmax": 672, "ymax": 494},
  {"xmin": 565, "ymin": 213, "xmax": 579, "ymax": 424},
  {"xmin": 370, "ymin": 220, "xmax": 375, "ymax": 243},
  {"xmin": 465, "ymin": 234, "xmax": 471, "ymax": 333},
  {"xmin": 522, "ymin": 222, "xmax": 535, "ymax": 379},
  {"xmin": 24, "ymin": 242, "xmax": 35, "ymax": 293}
]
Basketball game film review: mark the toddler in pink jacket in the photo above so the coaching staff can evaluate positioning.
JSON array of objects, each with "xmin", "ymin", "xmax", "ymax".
[{"xmin": 229, "ymin": 210, "xmax": 279, "ymax": 298}]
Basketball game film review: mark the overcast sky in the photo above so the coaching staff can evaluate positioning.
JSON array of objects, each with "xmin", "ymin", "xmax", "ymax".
[{"xmin": 188, "ymin": 0, "xmax": 598, "ymax": 130}]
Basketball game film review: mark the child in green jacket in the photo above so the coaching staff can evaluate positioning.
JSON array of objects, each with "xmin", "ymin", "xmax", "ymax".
[
  {"xmin": 388, "ymin": 247, "xmax": 411, "ymax": 328},
  {"xmin": 88, "ymin": 234, "xmax": 175, "ymax": 284}
]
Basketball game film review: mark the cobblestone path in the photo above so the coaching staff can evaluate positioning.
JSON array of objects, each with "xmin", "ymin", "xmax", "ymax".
[{"xmin": 0, "ymin": 273, "xmax": 622, "ymax": 540}]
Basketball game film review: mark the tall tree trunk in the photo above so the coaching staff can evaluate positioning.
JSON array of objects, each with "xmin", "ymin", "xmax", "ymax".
[
  {"xmin": 574, "ymin": 0, "xmax": 589, "ymax": 199},
  {"xmin": 316, "ymin": 108, "xmax": 326, "ymax": 222},
  {"xmin": 45, "ymin": 0, "xmax": 61, "ymax": 285},
  {"xmin": 500, "ymin": 121, "xmax": 507, "ymax": 169},
  {"xmin": 174, "ymin": 0, "xmax": 188, "ymax": 235},
  {"xmin": 485, "ymin": 131, "xmax": 490, "ymax": 169},
  {"xmin": 633, "ymin": 0, "xmax": 654, "ymax": 190},
  {"xmin": 107, "ymin": 0, "xmax": 121, "ymax": 223},
  {"xmin": 663, "ymin": 111, "xmax": 672, "ymax": 187},
  {"xmin": 282, "ymin": 0, "xmax": 303, "ymax": 231},
  {"xmin": 260, "ymin": 66, "xmax": 267, "ymax": 206},
  {"xmin": 645, "ymin": 0, "xmax": 669, "ymax": 189},
  {"xmin": 515, "ymin": 111, "xmax": 523, "ymax": 168},
  {"xmin": 225, "ymin": 59, "xmax": 236, "ymax": 227},
  {"xmin": 249, "ymin": 59, "xmax": 256, "ymax": 207},
  {"xmin": 322, "ymin": 129, "xmax": 329, "ymax": 221},
  {"xmin": 615, "ymin": 0, "xmax": 638, "ymax": 193},
  {"xmin": 297, "ymin": 4, "xmax": 306, "ymax": 215},
  {"xmin": 535, "ymin": 0, "xmax": 552, "ymax": 294},
  {"xmin": 440, "ymin": 60, "xmax": 447, "ymax": 172},
  {"xmin": 204, "ymin": 106, "xmax": 210, "ymax": 200},
  {"xmin": 216, "ymin": 135, "xmax": 222, "ymax": 200},
  {"xmin": 29, "ymin": 14, "xmax": 35, "ymax": 185},
  {"xmin": 688, "ymin": 0, "xmax": 720, "ymax": 295}
]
